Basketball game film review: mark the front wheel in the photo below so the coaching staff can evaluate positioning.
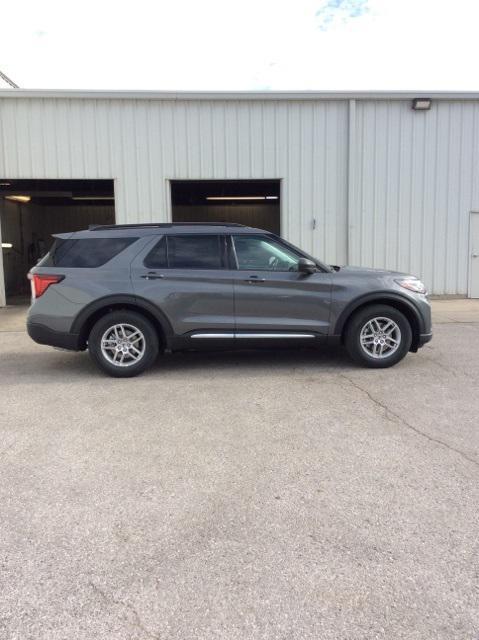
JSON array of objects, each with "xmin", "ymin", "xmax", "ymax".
[
  {"xmin": 88, "ymin": 311, "xmax": 159, "ymax": 377},
  {"xmin": 344, "ymin": 304, "xmax": 412, "ymax": 368}
]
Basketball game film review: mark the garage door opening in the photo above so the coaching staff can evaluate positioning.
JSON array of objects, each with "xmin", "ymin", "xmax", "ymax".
[
  {"xmin": 171, "ymin": 180, "xmax": 280, "ymax": 234},
  {"xmin": 0, "ymin": 179, "xmax": 115, "ymax": 305}
]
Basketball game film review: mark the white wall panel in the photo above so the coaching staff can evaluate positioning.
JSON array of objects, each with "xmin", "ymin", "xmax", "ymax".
[
  {"xmin": 1, "ymin": 94, "xmax": 478, "ymax": 294},
  {"xmin": 0, "ymin": 97, "xmax": 349, "ymax": 267},
  {"xmin": 350, "ymin": 100, "xmax": 479, "ymax": 294}
]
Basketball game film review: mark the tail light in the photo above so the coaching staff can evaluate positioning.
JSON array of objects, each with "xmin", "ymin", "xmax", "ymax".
[{"xmin": 28, "ymin": 273, "xmax": 64, "ymax": 299}]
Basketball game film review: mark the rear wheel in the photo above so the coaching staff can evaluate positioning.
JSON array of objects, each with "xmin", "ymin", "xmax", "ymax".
[
  {"xmin": 344, "ymin": 304, "xmax": 412, "ymax": 368},
  {"xmin": 88, "ymin": 311, "xmax": 159, "ymax": 377}
]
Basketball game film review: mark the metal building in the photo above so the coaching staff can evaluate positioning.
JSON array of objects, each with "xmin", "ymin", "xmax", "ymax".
[{"xmin": 1, "ymin": 89, "xmax": 479, "ymax": 305}]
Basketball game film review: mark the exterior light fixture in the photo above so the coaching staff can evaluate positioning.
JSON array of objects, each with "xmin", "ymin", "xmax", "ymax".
[
  {"xmin": 4, "ymin": 195, "xmax": 31, "ymax": 203},
  {"xmin": 412, "ymin": 98, "xmax": 431, "ymax": 111},
  {"xmin": 206, "ymin": 196, "xmax": 279, "ymax": 201},
  {"xmin": 1, "ymin": 243, "xmax": 13, "ymax": 249}
]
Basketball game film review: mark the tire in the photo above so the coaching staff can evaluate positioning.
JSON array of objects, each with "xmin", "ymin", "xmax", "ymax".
[
  {"xmin": 344, "ymin": 304, "xmax": 412, "ymax": 368},
  {"xmin": 88, "ymin": 310, "xmax": 159, "ymax": 377}
]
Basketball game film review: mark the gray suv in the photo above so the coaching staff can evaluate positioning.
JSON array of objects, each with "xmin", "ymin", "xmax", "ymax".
[{"xmin": 27, "ymin": 223, "xmax": 432, "ymax": 377}]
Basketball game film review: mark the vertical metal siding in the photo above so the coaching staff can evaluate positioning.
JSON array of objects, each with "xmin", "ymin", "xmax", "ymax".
[
  {"xmin": 1, "ymin": 96, "xmax": 478, "ymax": 294},
  {"xmin": 0, "ymin": 97, "xmax": 349, "ymax": 267},
  {"xmin": 351, "ymin": 100, "xmax": 479, "ymax": 294}
]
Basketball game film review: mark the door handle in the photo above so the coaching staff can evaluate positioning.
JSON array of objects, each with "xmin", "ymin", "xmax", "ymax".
[
  {"xmin": 141, "ymin": 272, "xmax": 165, "ymax": 280},
  {"xmin": 245, "ymin": 276, "xmax": 266, "ymax": 283},
  {"xmin": 472, "ymin": 253, "xmax": 479, "ymax": 258}
]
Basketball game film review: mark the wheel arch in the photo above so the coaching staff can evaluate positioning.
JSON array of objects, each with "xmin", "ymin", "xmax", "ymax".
[
  {"xmin": 71, "ymin": 295, "xmax": 173, "ymax": 350},
  {"xmin": 336, "ymin": 293, "xmax": 423, "ymax": 352}
]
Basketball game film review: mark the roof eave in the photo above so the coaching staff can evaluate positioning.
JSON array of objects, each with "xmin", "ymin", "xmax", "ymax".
[{"xmin": 1, "ymin": 89, "xmax": 479, "ymax": 101}]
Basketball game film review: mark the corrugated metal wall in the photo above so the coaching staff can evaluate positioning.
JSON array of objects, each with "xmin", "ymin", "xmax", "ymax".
[
  {"xmin": 0, "ymin": 98, "xmax": 349, "ymax": 265},
  {"xmin": 1, "ymin": 95, "xmax": 478, "ymax": 294},
  {"xmin": 350, "ymin": 100, "xmax": 479, "ymax": 295}
]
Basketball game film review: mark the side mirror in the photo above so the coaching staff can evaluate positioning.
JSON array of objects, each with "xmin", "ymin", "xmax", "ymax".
[{"xmin": 297, "ymin": 258, "xmax": 317, "ymax": 274}]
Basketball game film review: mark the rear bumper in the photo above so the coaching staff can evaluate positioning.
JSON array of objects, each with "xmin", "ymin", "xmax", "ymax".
[{"xmin": 27, "ymin": 322, "xmax": 82, "ymax": 351}]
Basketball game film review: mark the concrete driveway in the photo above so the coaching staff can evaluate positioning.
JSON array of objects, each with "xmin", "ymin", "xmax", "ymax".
[{"xmin": 1, "ymin": 300, "xmax": 478, "ymax": 640}]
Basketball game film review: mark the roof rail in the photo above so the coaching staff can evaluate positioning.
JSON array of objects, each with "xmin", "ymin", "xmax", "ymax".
[{"xmin": 89, "ymin": 222, "xmax": 246, "ymax": 231}]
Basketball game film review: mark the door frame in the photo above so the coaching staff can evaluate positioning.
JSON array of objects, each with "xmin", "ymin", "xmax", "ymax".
[
  {"xmin": 468, "ymin": 211, "xmax": 479, "ymax": 298},
  {"xmin": 0, "ymin": 213, "xmax": 5, "ymax": 307}
]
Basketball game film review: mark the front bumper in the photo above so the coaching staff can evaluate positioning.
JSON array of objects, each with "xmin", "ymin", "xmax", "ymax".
[
  {"xmin": 27, "ymin": 322, "xmax": 82, "ymax": 351},
  {"xmin": 418, "ymin": 332, "xmax": 433, "ymax": 348}
]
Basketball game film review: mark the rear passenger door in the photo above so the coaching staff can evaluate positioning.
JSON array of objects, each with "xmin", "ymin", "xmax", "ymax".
[{"xmin": 131, "ymin": 233, "xmax": 235, "ymax": 336}]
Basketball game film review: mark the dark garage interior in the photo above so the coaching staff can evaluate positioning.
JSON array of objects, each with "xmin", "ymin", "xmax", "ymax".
[
  {"xmin": 171, "ymin": 180, "xmax": 280, "ymax": 234},
  {"xmin": 0, "ymin": 179, "xmax": 115, "ymax": 302}
]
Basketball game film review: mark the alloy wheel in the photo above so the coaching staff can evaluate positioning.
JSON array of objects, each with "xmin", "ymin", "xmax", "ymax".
[
  {"xmin": 100, "ymin": 323, "xmax": 146, "ymax": 367},
  {"xmin": 359, "ymin": 316, "xmax": 401, "ymax": 359}
]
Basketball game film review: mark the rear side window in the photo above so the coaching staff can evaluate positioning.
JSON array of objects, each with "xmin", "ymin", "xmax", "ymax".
[
  {"xmin": 145, "ymin": 235, "xmax": 225, "ymax": 269},
  {"xmin": 144, "ymin": 236, "xmax": 167, "ymax": 269},
  {"xmin": 39, "ymin": 237, "xmax": 137, "ymax": 268}
]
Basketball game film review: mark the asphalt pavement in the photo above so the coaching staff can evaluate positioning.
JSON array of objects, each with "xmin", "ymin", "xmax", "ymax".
[{"xmin": 0, "ymin": 300, "xmax": 478, "ymax": 639}]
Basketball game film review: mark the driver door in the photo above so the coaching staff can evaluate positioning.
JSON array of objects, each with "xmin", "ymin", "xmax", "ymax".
[{"xmin": 231, "ymin": 234, "xmax": 332, "ymax": 334}]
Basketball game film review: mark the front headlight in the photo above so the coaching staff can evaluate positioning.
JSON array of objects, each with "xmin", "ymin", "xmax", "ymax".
[{"xmin": 395, "ymin": 278, "xmax": 428, "ymax": 295}]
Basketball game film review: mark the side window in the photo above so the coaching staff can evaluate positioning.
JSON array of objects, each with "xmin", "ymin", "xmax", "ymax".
[
  {"xmin": 144, "ymin": 236, "xmax": 167, "ymax": 269},
  {"xmin": 232, "ymin": 235, "xmax": 301, "ymax": 271},
  {"xmin": 39, "ymin": 237, "xmax": 138, "ymax": 268},
  {"xmin": 144, "ymin": 234, "xmax": 225, "ymax": 269},
  {"xmin": 168, "ymin": 235, "xmax": 223, "ymax": 269}
]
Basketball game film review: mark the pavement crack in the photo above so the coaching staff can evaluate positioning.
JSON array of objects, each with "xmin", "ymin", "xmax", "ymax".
[
  {"xmin": 340, "ymin": 373, "xmax": 479, "ymax": 470},
  {"xmin": 89, "ymin": 581, "xmax": 160, "ymax": 639}
]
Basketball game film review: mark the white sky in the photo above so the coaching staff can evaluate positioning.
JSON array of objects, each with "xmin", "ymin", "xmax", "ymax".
[{"xmin": 1, "ymin": 0, "xmax": 479, "ymax": 90}]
